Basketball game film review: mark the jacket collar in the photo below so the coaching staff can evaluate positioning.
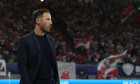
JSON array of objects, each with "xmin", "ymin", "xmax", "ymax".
[{"xmin": 31, "ymin": 31, "xmax": 48, "ymax": 38}]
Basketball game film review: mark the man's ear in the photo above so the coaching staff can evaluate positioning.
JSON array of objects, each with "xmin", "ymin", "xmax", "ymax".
[{"xmin": 36, "ymin": 18, "xmax": 40, "ymax": 24}]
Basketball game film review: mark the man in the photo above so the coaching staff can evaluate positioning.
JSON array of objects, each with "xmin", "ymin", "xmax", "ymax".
[{"xmin": 17, "ymin": 9, "xmax": 60, "ymax": 84}]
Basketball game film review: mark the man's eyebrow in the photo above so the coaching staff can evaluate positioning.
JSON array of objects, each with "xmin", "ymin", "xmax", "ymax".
[{"xmin": 46, "ymin": 18, "xmax": 51, "ymax": 19}]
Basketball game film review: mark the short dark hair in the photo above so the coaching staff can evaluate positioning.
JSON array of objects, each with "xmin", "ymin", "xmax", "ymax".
[{"xmin": 33, "ymin": 9, "xmax": 50, "ymax": 24}]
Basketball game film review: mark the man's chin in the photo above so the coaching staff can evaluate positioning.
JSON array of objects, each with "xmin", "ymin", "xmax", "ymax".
[{"xmin": 44, "ymin": 30, "xmax": 50, "ymax": 33}]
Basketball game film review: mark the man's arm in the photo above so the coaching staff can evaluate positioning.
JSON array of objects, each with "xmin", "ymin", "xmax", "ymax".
[
  {"xmin": 49, "ymin": 36, "xmax": 60, "ymax": 84},
  {"xmin": 17, "ymin": 38, "xmax": 31, "ymax": 84}
]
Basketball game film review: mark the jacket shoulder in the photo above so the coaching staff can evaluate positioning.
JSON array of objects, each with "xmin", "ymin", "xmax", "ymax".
[
  {"xmin": 47, "ymin": 34, "xmax": 55, "ymax": 41},
  {"xmin": 20, "ymin": 32, "xmax": 33, "ymax": 40}
]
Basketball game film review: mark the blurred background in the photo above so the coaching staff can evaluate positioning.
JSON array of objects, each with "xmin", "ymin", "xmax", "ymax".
[{"xmin": 0, "ymin": 0, "xmax": 140, "ymax": 81}]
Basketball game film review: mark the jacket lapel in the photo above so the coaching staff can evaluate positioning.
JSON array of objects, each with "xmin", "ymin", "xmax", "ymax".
[
  {"xmin": 45, "ymin": 34, "xmax": 55, "ymax": 57},
  {"xmin": 31, "ymin": 31, "xmax": 41, "ymax": 81}
]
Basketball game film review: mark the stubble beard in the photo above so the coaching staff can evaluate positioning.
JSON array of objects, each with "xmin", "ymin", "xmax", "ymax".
[{"xmin": 40, "ymin": 25, "xmax": 50, "ymax": 33}]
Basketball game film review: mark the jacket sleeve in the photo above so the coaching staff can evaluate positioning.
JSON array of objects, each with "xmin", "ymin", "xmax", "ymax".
[
  {"xmin": 50, "ymin": 36, "xmax": 60, "ymax": 84},
  {"xmin": 17, "ymin": 38, "xmax": 31, "ymax": 84}
]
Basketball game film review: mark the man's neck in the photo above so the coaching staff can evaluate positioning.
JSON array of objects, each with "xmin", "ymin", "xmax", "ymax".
[{"xmin": 34, "ymin": 25, "xmax": 45, "ymax": 36}]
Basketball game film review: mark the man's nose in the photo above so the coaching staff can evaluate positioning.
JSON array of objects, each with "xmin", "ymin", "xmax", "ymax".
[{"xmin": 50, "ymin": 21, "xmax": 52, "ymax": 25}]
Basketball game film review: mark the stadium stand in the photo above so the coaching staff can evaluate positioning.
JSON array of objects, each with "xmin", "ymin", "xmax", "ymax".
[{"xmin": 0, "ymin": 0, "xmax": 139, "ymax": 65}]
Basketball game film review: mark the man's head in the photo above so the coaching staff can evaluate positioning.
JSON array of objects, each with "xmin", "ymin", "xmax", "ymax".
[{"xmin": 33, "ymin": 9, "xmax": 52, "ymax": 32}]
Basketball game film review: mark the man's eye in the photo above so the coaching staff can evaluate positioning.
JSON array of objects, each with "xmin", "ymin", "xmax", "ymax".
[{"xmin": 46, "ymin": 18, "xmax": 51, "ymax": 20}]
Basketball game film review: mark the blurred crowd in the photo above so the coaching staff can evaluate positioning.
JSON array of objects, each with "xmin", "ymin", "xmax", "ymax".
[{"xmin": 0, "ymin": 0, "xmax": 139, "ymax": 64}]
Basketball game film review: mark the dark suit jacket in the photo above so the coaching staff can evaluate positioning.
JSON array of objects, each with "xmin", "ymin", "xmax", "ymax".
[{"xmin": 17, "ymin": 31, "xmax": 60, "ymax": 84}]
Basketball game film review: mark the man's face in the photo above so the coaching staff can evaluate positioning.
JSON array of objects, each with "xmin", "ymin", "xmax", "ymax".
[{"xmin": 39, "ymin": 12, "xmax": 52, "ymax": 32}]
